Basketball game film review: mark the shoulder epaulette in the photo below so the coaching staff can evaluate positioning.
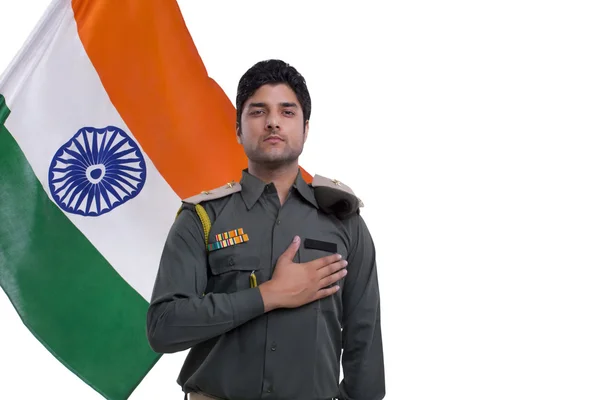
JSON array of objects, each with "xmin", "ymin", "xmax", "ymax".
[
  {"xmin": 178, "ymin": 181, "xmax": 241, "ymax": 249},
  {"xmin": 183, "ymin": 181, "xmax": 241, "ymax": 205},
  {"xmin": 311, "ymin": 174, "xmax": 364, "ymax": 219}
]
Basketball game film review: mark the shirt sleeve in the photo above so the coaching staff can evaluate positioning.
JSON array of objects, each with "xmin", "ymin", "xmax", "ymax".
[
  {"xmin": 146, "ymin": 205, "xmax": 265, "ymax": 354},
  {"xmin": 338, "ymin": 214, "xmax": 386, "ymax": 400}
]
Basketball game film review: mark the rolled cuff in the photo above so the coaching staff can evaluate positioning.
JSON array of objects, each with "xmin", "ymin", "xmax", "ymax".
[{"xmin": 230, "ymin": 287, "xmax": 265, "ymax": 325}]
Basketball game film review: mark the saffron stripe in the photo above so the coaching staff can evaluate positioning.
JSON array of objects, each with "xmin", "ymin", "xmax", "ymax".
[{"xmin": 72, "ymin": 0, "xmax": 313, "ymax": 197}]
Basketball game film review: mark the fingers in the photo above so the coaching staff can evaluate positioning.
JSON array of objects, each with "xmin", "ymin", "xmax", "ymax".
[
  {"xmin": 313, "ymin": 253, "xmax": 343, "ymax": 269},
  {"xmin": 317, "ymin": 259, "xmax": 347, "ymax": 279},
  {"xmin": 315, "ymin": 285, "xmax": 340, "ymax": 300},
  {"xmin": 320, "ymin": 267, "xmax": 347, "ymax": 288},
  {"xmin": 278, "ymin": 236, "xmax": 301, "ymax": 262}
]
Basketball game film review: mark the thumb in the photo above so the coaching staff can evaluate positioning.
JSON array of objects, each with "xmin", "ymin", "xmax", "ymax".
[{"xmin": 279, "ymin": 236, "xmax": 300, "ymax": 261}]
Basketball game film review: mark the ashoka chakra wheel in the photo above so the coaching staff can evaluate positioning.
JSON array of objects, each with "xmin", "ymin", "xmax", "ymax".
[{"xmin": 48, "ymin": 126, "xmax": 147, "ymax": 217}]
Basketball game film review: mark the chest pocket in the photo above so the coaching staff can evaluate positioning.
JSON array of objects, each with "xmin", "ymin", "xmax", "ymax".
[
  {"xmin": 206, "ymin": 242, "xmax": 260, "ymax": 294},
  {"xmin": 196, "ymin": 205, "xmax": 260, "ymax": 294},
  {"xmin": 297, "ymin": 234, "xmax": 347, "ymax": 313}
]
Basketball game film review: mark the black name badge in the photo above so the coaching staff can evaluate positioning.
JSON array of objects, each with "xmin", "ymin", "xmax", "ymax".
[{"xmin": 304, "ymin": 238, "xmax": 337, "ymax": 253}]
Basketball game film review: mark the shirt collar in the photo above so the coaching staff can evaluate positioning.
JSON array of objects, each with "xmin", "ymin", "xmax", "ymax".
[
  {"xmin": 293, "ymin": 170, "xmax": 319, "ymax": 209},
  {"xmin": 240, "ymin": 169, "xmax": 267, "ymax": 209},
  {"xmin": 240, "ymin": 169, "xmax": 319, "ymax": 210}
]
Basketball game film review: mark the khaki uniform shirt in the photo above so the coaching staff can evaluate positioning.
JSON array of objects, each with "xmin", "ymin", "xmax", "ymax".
[{"xmin": 147, "ymin": 169, "xmax": 385, "ymax": 400}]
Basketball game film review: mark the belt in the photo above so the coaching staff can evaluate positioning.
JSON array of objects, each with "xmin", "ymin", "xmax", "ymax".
[
  {"xmin": 188, "ymin": 392, "xmax": 224, "ymax": 400},
  {"xmin": 188, "ymin": 392, "xmax": 336, "ymax": 400}
]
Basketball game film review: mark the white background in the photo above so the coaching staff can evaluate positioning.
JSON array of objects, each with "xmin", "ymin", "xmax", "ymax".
[{"xmin": 1, "ymin": 0, "xmax": 600, "ymax": 399}]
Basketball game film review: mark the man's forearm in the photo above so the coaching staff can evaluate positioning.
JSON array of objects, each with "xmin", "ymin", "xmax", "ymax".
[{"xmin": 146, "ymin": 287, "xmax": 264, "ymax": 353}]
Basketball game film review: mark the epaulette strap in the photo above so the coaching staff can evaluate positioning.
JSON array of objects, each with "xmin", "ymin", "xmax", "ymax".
[
  {"xmin": 183, "ymin": 181, "xmax": 241, "ymax": 205},
  {"xmin": 177, "ymin": 180, "xmax": 240, "ymax": 249},
  {"xmin": 312, "ymin": 174, "xmax": 364, "ymax": 219}
]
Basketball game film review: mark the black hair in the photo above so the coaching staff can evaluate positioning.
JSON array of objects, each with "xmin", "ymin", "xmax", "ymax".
[{"xmin": 236, "ymin": 59, "xmax": 311, "ymax": 127}]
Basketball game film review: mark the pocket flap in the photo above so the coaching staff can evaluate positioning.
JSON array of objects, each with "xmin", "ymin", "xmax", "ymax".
[{"xmin": 208, "ymin": 249, "xmax": 260, "ymax": 275}]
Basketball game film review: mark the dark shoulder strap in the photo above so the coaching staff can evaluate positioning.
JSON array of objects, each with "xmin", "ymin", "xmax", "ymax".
[{"xmin": 312, "ymin": 175, "xmax": 364, "ymax": 219}]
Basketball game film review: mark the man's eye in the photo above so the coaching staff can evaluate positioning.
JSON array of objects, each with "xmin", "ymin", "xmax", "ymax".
[
  {"xmin": 283, "ymin": 110, "xmax": 295, "ymax": 116},
  {"xmin": 250, "ymin": 110, "xmax": 264, "ymax": 115}
]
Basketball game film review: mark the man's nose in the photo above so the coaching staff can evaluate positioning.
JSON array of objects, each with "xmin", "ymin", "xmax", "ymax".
[{"xmin": 265, "ymin": 117, "xmax": 279, "ymax": 130}]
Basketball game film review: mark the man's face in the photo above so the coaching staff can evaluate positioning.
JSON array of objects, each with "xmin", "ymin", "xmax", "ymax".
[{"xmin": 237, "ymin": 83, "xmax": 309, "ymax": 168}]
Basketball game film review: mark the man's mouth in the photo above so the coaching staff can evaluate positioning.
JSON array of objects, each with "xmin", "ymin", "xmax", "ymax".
[{"xmin": 264, "ymin": 135, "xmax": 284, "ymax": 143}]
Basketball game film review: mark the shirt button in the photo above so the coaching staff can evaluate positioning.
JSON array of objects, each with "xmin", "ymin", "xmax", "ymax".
[
  {"xmin": 228, "ymin": 258, "xmax": 235, "ymax": 266},
  {"xmin": 271, "ymin": 344, "xmax": 277, "ymax": 351},
  {"xmin": 276, "ymin": 220, "xmax": 281, "ymax": 225}
]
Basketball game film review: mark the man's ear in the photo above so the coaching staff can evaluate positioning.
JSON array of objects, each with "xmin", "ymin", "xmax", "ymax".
[
  {"xmin": 236, "ymin": 124, "xmax": 242, "ymax": 144},
  {"xmin": 303, "ymin": 120, "xmax": 309, "ymax": 143}
]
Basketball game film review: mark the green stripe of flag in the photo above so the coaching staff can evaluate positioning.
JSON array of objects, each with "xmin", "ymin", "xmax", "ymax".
[
  {"xmin": 0, "ymin": 96, "xmax": 161, "ymax": 399},
  {"xmin": 0, "ymin": 94, "xmax": 9, "ymax": 124}
]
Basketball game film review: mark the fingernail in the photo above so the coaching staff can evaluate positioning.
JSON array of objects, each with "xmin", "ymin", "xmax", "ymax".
[
  {"xmin": 336, "ymin": 254, "xmax": 342, "ymax": 260},
  {"xmin": 293, "ymin": 236, "xmax": 300, "ymax": 243}
]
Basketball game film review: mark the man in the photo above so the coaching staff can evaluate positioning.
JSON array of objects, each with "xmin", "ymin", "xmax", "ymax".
[{"xmin": 147, "ymin": 59, "xmax": 385, "ymax": 400}]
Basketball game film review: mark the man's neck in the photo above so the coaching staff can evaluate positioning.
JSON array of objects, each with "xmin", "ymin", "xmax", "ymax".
[{"xmin": 248, "ymin": 162, "xmax": 299, "ymax": 205}]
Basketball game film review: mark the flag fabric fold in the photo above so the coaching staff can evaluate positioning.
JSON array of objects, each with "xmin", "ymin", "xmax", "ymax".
[{"xmin": 0, "ymin": 0, "xmax": 245, "ymax": 398}]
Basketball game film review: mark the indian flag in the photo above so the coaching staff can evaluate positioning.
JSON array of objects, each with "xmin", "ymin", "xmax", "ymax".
[{"xmin": 0, "ymin": 0, "xmax": 247, "ymax": 398}]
